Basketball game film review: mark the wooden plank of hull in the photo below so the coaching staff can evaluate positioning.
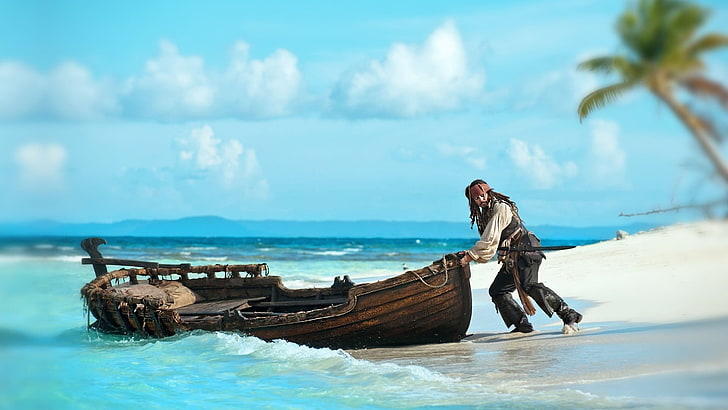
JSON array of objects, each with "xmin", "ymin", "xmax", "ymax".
[
  {"xmin": 176, "ymin": 298, "xmax": 263, "ymax": 315},
  {"xmin": 292, "ymin": 273, "xmax": 467, "ymax": 343},
  {"xmin": 221, "ymin": 264, "xmax": 472, "ymax": 349},
  {"xmin": 274, "ymin": 285, "xmax": 467, "ymax": 348}
]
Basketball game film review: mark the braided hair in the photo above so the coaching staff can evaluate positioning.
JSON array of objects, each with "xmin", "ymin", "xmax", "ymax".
[{"xmin": 465, "ymin": 179, "xmax": 520, "ymax": 235}]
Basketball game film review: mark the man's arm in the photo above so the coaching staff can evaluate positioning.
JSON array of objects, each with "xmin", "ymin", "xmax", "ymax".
[{"xmin": 462, "ymin": 203, "xmax": 512, "ymax": 264}]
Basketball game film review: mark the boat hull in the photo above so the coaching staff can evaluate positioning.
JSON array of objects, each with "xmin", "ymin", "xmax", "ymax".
[
  {"xmin": 237, "ymin": 259, "xmax": 471, "ymax": 348},
  {"xmin": 81, "ymin": 254, "xmax": 472, "ymax": 349}
]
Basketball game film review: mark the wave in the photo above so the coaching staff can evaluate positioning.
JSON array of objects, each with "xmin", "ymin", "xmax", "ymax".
[
  {"xmin": 212, "ymin": 332, "xmax": 453, "ymax": 383},
  {"xmin": 0, "ymin": 254, "xmax": 84, "ymax": 264},
  {"xmin": 181, "ymin": 246, "xmax": 219, "ymax": 251},
  {"xmin": 300, "ymin": 250, "xmax": 350, "ymax": 256},
  {"xmin": 199, "ymin": 256, "xmax": 229, "ymax": 262}
]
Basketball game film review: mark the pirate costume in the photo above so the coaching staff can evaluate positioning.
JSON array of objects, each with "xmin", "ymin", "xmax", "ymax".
[{"xmin": 464, "ymin": 181, "xmax": 582, "ymax": 333}]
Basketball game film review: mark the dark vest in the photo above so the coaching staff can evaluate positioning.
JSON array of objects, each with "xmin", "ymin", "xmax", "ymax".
[
  {"xmin": 484, "ymin": 199, "xmax": 525, "ymax": 247},
  {"xmin": 485, "ymin": 199, "xmax": 543, "ymax": 259}
]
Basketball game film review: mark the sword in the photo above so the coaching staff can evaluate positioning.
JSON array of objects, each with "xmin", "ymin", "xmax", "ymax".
[{"xmin": 497, "ymin": 245, "xmax": 576, "ymax": 252}]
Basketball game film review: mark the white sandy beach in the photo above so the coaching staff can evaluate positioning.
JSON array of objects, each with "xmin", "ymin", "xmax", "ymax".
[{"xmin": 470, "ymin": 219, "xmax": 728, "ymax": 325}]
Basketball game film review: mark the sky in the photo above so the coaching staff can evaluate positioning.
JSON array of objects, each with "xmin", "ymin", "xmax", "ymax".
[{"xmin": 1, "ymin": 0, "xmax": 727, "ymax": 228}]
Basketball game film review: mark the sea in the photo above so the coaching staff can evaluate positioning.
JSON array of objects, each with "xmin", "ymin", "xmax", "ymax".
[{"xmin": 1, "ymin": 235, "xmax": 725, "ymax": 409}]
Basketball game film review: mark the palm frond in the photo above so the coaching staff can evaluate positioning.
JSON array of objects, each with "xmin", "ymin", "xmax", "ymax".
[
  {"xmin": 687, "ymin": 33, "xmax": 728, "ymax": 57},
  {"xmin": 665, "ymin": 1, "xmax": 706, "ymax": 46},
  {"xmin": 577, "ymin": 81, "xmax": 637, "ymax": 121},
  {"xmin": 664, "ymin": 33, "xmax": 727, "ymax": 75},
  {"xmin": 578, "ymin": 0, "xmax": 725, "ymax": 121},
  {"xmin": 578, "ymin": 55, "xmax": 645, "ymax": 81},
  {"xmin": 613, "ymin": 56, "xmax": 647, "ymax": 79},
  {"xmin": 617, "ymin": 8, "xmax": 643, "ymax": 55},
  {"xmin": 577, "ymin": 56, "xmax": 617, "ymax": 73},
  {"xmin": 680, "ymin": 76, "xmax": 728, "ymax": 109},
  {"xmin": 618, "ymin": 0, "xmax": 709, "ymax": 64}
]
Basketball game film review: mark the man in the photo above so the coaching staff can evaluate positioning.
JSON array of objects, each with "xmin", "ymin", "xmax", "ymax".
[{"xmin": 459, "ymin": 179, "xmax": 582, "ymax": 333}]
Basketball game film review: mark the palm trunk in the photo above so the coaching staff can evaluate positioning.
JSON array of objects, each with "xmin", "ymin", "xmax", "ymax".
[{"xmin": 654, "ymin": 88, "xmax": 728, "ymax": 186}]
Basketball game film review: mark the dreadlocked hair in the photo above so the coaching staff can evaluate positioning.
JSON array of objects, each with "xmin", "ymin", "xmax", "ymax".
[{"xmin": 465, "ymin": 180, "xmax": 520, "ymax": 235}]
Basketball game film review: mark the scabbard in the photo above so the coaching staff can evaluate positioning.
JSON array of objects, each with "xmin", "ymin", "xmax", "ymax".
[{"xmin": 497, "ymin": 245, "xmax": 576, "ymax": 252}]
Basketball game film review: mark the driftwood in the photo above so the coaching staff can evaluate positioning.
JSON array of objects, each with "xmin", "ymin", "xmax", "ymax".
[{"xmin": 619, "ymin": 198, "xmax": 728, "ymax": 218}]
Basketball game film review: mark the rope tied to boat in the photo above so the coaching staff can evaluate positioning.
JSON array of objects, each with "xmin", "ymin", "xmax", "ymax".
[{"xmin": 411, "ymin": 255, "xmax": 449, "ymax": 288}]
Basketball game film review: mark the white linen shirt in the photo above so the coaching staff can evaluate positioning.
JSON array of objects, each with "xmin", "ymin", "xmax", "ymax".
[{"xmin": 466, "ymin": 201, "xmax": 513, "ymax": 263}]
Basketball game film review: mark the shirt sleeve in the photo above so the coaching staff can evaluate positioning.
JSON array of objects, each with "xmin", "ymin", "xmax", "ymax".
[{"xmin": 467, "ymin": 202, "xmax": 512, "ymax": 263}]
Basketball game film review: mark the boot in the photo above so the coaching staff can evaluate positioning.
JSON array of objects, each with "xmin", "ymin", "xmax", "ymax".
[
  {"xmin": 557, "ymin": 307, "xmax": 583, "ymax": 334},
  {"xmin": 526, "ymin": 283, "xmax": 582, "ymax": 333},
  {"xmin": 493, "ymin": 294, "xmax": 533, "ymax": 333},
  {"xmin": 510, "ymin": 317, "xmax": 534, "ymax": 333}
]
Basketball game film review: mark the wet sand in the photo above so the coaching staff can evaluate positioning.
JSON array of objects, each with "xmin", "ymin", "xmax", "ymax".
[{"xmin": 351, "ymin": 318, "xmax": 728, "ymax": 406}]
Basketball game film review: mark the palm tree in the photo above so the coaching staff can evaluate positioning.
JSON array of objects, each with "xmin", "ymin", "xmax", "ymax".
[{"xmin": 577, "ymin": 0, "xmax": 728, "ymax": 185}]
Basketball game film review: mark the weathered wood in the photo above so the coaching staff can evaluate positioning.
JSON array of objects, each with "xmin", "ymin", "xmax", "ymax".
[
  {"xmin": 80, "ymin": 237, "xmax": 108, "ymax": 277},
  {"xmin": 176, "ymin": 297, "xmax": 266, "ymax": 315},
  {"xmin": 254, "ymin": 298, "xmax": 349, "ymax": 307},
  {"xmin": 81, "ymin": 257, "xmax": 192, "ymax": 269}
]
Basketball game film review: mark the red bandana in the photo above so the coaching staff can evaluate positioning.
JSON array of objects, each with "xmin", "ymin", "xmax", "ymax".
[{"xmin": 469, "ymin": 183, "xmax": 491, "ymax": 199}]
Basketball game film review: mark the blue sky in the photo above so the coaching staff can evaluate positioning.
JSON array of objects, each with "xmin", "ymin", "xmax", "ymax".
[{"xmin": 1, "ymin": 0, "xmax": 726, "ymax": 227}]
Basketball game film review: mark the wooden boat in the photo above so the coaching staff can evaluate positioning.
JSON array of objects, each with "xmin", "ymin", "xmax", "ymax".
[{"xmin": 79, "ymin": 238, "xmax": 472, "ymax": 349}]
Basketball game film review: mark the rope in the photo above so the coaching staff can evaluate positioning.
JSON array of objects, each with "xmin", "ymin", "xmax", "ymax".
[{"xmin": 410, "ymin": 255, "xmax": 449, "ymax": 289}]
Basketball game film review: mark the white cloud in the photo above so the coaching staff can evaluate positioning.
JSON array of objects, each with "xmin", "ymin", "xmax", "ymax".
[
  {"xmin": 48, "ymin": 62, "xmax": 118, "ymax": 120},
  {"xmin": 123, "ymin": 40, "xmax": 216, "ymax": 120},
  {"xmin": 587, "ymin": 119, "xmax": 628, "ymax": 187},
  {"xmin": 505, "ymin": 122, "xmax": 627, "ymax": 191},
  {"xmin": 437, "ymin": 143, "xmax": 486, "ymax": 169},
  {"xmin": 330, "ymin": 20, "xmax": 486, "ymax": 118},
  {"xmin": 186, "ymin": 125, "xmax": 223, "ymax": 169},
  {"xmin": 0, "ymin": 39, "xmax": 304, "ymax": 121},
  {"xmin": 222, "ymin": 41, "xmax": 303, "ymax": 118},
  {"xmin": 0, "ymin": 61, "xmax": 45, "ymax": 119},
  {"xmin": 508, "ymin": 139, "xmax": 577, "ymax": 189},
  {"xmin": 122, "ymin": 39, "xmax": 303, "ymax": 120},
  {"xmin": 179, "ymin": 125, "xmax": 269, "ymax": 197},
  {"xmin": 0, "ymin": 61, "xmax": 117, "ymax": 120},
  {"xmin": 239, "ymin": 147, "xmax": 261, "ymax": 179},
  {"xmin": 220, "ymin": 139, "xmax": 244, "ymax": 185},
  {"xmin": 14, "ymin": 143, "xmax": 67, "ymax": 192}
]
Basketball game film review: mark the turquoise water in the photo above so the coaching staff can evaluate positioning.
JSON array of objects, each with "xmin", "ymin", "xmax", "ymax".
[{"xmin": 5, "ymin": 236, "xmax": 724, "ymax": 409}]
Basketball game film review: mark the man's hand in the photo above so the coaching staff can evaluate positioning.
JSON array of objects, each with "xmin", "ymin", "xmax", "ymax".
[{"xmin": 460, "ymin": 252, "xmax": 473, "ymax": 266}]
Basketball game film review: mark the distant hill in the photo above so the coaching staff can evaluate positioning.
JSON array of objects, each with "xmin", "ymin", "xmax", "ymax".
[{"xmin": 0, "ymin": 216, "xmax": 658, "ymax": 241}]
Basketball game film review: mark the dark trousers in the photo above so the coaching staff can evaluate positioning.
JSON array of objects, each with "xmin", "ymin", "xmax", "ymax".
[{"xmin": 488, "ymin": 252, "xmax": 542, "ymax": 298}]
